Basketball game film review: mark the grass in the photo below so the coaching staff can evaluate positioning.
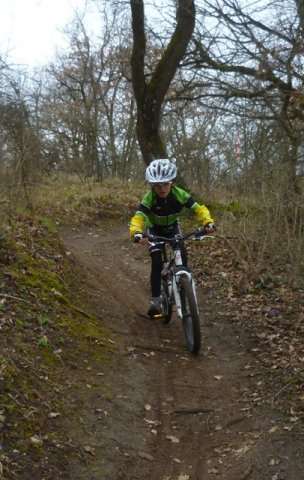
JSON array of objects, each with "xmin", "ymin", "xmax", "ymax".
[{"xmin": 0, "ymin": 205, "xmax": 114, "ymax": 476}]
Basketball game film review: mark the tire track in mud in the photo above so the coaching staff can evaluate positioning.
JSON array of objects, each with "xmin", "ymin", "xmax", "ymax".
[{"xmin": 61, "ymin": 224, "xmax": 303, "ymax": 480}]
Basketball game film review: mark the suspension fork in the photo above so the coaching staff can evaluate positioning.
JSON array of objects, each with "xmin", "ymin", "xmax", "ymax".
[{"xmin": 173, "ymin": 268, "xmax": 199, "ymax": 319}]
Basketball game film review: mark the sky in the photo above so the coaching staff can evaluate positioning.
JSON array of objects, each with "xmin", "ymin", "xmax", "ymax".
[
  {"xmin": 0, "ymin": 0, "xmax": 169, "ymax": 68},
  {"xmin": 0, "ymin": 0, "xmax": 91, "ymax": 67}
]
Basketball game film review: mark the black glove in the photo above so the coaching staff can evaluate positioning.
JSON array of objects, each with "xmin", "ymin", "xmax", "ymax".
[
  {"xmin": 133, "ymin": 232, "xmax": 143, "ymax": 243},
  {"xmin": 204, "ymin": 223, "xmax": 216, "ymax": 233},
  {"xmin": 195, "ymin": 224, "xmax": 216, "ymax": 237}
]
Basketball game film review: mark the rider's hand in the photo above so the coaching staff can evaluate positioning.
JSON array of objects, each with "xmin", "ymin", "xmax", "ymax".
[
  {"xmin": 133, "ymin": 233, "xmax": 148, "ymax": 245},
  {"xmin": 204, "ymin": 223, "xmax": 216, "ymax": 234}
]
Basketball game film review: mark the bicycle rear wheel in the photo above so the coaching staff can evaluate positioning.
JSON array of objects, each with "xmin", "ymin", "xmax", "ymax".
[
  {"xmin": 180, "ymin": 276, "xmax": 201, "ymax": 354},
  {"xmin": 161, "ymin": 278, "xmax": 173, "ymax": 324}
]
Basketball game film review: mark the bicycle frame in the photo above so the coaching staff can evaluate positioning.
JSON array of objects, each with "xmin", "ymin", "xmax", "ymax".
[{"xmin": 149, "ymin": 230, "xmax": 209, "ymax": 318}]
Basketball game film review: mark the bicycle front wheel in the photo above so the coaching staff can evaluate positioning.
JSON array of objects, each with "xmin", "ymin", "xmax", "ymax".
[
  {"xmin": 180, "ymin": 276, "xmax": 201, "ymax": 354},
  {"xmin": 161, "ymin": 278, "xmax": 173, "ymax": 324}
]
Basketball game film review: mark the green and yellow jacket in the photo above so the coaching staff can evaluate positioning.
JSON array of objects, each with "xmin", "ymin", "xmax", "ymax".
[{"xmin": 129, "ymin": 185, "xmax": 214, "ymax": 237}]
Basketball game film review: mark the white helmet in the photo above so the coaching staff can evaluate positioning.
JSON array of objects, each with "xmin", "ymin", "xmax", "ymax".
[{"xmin": 146, "ymin": 159, "xmax": 177, "ymax": 183}]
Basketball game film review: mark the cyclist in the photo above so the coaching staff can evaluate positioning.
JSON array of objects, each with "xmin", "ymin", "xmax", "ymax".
[{"xmin": 130, "ymin": 158, "xmax": 216, "ymax": 318}]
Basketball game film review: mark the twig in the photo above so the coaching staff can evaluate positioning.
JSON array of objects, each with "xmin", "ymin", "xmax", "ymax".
[
  {"xmin": 69, "ymin": 304, "xmax": 92, "ymax": 318},
  {"xmin": 23, "ymin": 407, "xmax": 38, "ymax": 419},
  {"xmin": 239, "ymin": 465, "xmax": 253, "ymax": 480},
  {"xmin": 0, "ymin": 293, "xmax": 30, "ymax": 304},
  {"xmin": 131, "ymin": 344, "xmax": 181, "ymax": 353},
  {"xmin": 173, "ymin": 407, "xmax": 214, "ymax": 415},
  {"xmin": 272, "ymin": 368, "xmax": 304, "ymax": 404},
  {"xmin": 225, "ymin": 416, "xmax": 246, "ymax": 428},
  {"xmin": 285, "ymin": 194, "xmax": 304, "ymax": 210},
  {"xmin": 205, "ymin": 412, "xmax": 213, "ymax": 433}
]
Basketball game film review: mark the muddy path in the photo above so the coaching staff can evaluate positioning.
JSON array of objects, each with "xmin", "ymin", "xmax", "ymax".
[{"xmin": 60, "ymin": 223, "xmax": 303, "ymax": 480}]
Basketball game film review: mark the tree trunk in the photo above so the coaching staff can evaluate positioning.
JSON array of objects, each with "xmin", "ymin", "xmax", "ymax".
[
  {"xmin": 130, "ymin": 0, "xmax": 195, "ymax": 165},
  {"xmin": 296, "ymin": 0, "xmax": 304, "ymax": 34}
]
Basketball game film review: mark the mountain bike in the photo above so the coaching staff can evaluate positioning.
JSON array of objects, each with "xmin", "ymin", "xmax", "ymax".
[{"xmin": 145, "ymin": 228, "xmax": 212, "ymax": 355}]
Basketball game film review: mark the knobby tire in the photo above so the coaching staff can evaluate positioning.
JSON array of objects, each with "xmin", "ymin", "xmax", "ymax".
[{"xmin": 180, "ymin": 276, "xmax": 201, "ymax": 354}]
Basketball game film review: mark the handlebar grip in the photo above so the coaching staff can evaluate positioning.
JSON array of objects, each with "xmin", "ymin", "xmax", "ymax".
[{"xmin": 195, "ymin": 227, "xmax": 204, "ymax": 237}]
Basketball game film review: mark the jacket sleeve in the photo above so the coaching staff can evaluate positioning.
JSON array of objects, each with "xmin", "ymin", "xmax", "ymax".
[
  {"xmin": 129, "ymin": 212, "xmax": 145, "ymax": 237},
  {"xmin": 192, "ymin": 203, "xmax": 214, "ymax": 226}
]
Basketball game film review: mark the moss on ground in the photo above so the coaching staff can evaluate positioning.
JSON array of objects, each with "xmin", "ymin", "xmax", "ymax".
[{"xmin": 0, "ymin": 211, "xmax": 114, "ymax": 476}]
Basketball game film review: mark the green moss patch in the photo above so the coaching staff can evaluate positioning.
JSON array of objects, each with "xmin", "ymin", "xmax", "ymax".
[{"xmin": 0, "ymin": 213, "xmax": 113, "ymax": 476}]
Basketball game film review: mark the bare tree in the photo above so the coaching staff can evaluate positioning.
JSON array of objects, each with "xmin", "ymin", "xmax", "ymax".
[
  {"xmin": 296, "ymin": 0, "xmax": 304, "ymax": 33},
  {"xmin": 130, "ymin": 0, "xmax": 196, "ymax": 165},
  {"xmin": 0, "ymin": 71, "xmax": 44, "ymax": 207},
  {"xmin": 44, "ymin": 10, "xmax": 137, "ymax": 182},
  {"xmin": 182, "ymin": 0, "xmax": 304, "ymax": 192}
]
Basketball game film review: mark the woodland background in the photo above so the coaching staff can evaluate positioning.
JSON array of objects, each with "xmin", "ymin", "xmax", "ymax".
[{"xmin": 0, "ymin": 0, "xmax": 303, "ymax": 288}]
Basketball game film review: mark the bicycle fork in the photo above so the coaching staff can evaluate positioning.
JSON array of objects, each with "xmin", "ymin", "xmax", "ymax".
[{"xmin": 173, "ymin": 271, "xmax": 198, "ymax": 319}]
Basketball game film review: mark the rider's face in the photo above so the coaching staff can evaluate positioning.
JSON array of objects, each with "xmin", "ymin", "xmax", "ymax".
[{"xmin": 151, "ymin": 182, "xmax": 172, "ymax": 198}]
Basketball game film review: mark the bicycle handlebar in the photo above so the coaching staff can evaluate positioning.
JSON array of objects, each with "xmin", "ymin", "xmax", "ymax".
[{"xmin": 144, "ymin": 229, "xmax": 213, "ymax": 244}]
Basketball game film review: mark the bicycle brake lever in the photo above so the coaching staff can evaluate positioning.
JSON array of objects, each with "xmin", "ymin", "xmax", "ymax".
[{"xmin": 194, "ymin": 234, "xmax": 214, "ymax": 241}]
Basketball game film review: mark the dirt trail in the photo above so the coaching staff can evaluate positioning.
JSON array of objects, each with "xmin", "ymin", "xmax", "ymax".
[{"xmin": 60, "ymin": 224, "xmax": 303, "ymax": 480}]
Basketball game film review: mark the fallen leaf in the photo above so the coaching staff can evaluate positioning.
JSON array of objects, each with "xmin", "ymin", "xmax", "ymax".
[
  {"xmin": 166, "ymin": 435, "xmax": 179, "ymax": 443},
  {"xmin": 30, "ymin": 435, "xmax": 42, "ymax": 446},
  {"xmin": 138, "ymin": 451, "xmax": 154, "ymax": 461},
  {"xmin": 269, "ymin": 426, "xmax": 279, "ymax": 434},
  {"xmin": 84, "ymin": 445, "xmax": 95, "ymax": 455},
  {"xmin": 144, "ymin": 418, "xmax": 161, "ymax": 426},
  {"xmin": 208, "ymin": 467, "xmax": 218, "ymax": 474}
]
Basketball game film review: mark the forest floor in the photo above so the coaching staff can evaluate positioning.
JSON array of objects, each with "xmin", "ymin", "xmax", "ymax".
[{"xmin": 2, "ymin": 216, "xmax": 304, "ymax": 479}]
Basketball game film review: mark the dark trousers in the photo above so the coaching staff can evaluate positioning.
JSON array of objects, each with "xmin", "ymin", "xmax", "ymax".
[{"xmin": 148, "ymin": 224, "xmax": 187, "ymax": 297}]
